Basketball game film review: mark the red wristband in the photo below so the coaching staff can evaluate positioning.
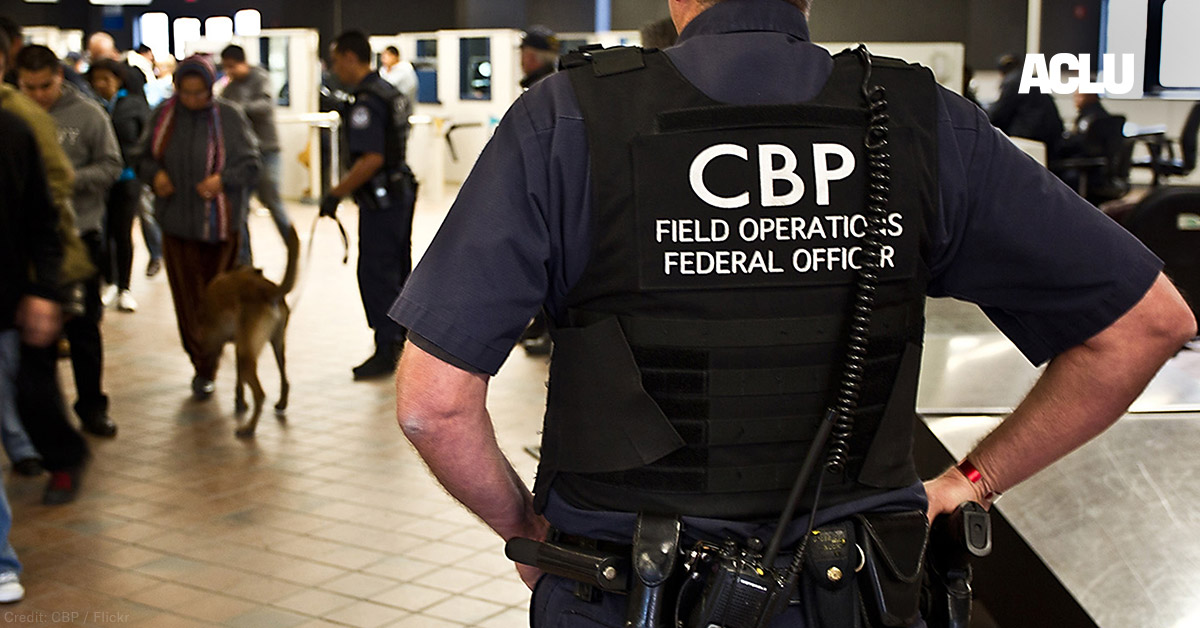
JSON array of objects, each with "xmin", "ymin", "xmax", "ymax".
[
  {"xmin": 956, "ymin": 458, "xmax": 1001, "ymax": 505},
  {"xmin": 957, "ymin": 458, "xmax": 983, "ymax": 484}
]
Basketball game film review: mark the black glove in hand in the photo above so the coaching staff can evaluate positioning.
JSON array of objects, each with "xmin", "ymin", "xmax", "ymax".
[{"xmin": 319, "ymin": 194, "xmax": 342, "ymax": 218}]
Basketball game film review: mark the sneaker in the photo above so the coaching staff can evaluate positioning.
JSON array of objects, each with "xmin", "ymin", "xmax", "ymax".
[
  {"xmin": 145, "ymin": 258, "xmax": 162, "ymax": 277},
  {"xmin": 12, "ymin": 458, "xmax": 44, "ymax": 477},
  {"xmin": 43, "ymin": 465, "xmax": 84, "ymax": 505},
  {"xmin": 100, "ymin": 284, "xmax": 118, "ymax": 307},
  {"xmin": 191, "ymin": 375, "xmax": 215, "ymax": 400},
  {"xmin": 80, "ymin": 413, "xmax": 118, "ymax": 438},
  {"xmin": 116, "ymin": 290, "xmax": 138, "ymax": 312},
  {"xmin": 0, "ymin": 572, "xmax": 24, "ymax": 603}
]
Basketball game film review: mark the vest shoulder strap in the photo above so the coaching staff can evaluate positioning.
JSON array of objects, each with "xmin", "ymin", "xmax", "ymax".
[{"xmin": 559, "ymin": 45, "xmax": 648, "ymax": 77}]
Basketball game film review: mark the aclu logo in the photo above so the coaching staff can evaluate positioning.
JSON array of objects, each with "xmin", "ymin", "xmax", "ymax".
[{"xmin": 1018, "ymin": 53, "xmax": 1136, "ymax": 95}]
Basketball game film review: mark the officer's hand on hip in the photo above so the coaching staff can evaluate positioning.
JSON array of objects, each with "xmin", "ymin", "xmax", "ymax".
[
  {"xmin": 511, "ymin": 514, "xmax": 551, "ymax": 590},
  {"xmin": 924, "ymin": 466, "xmax": 987, "ymax": 524},
  {"xmin": 319, "ymin": 194, "xmax": 342, "ymax": 219}
]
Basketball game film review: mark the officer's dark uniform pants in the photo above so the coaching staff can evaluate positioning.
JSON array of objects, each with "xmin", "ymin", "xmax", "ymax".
[
  {"xmin": 17, "ymin": 343, "xmax": 89, "ymax": 472},
  {"xmin": 356, "ymin": 181, "xmax": 414, "ymax": 349},
  {"xmin": 530, "ymin": 575, "xmax": 929, "ymax": 628},
  {"xmin": 65, "ymin": 230, "xmax": 107, "ymax": 419}
]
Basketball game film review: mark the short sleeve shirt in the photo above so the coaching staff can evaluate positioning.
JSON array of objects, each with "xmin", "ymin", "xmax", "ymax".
[
  {"xmin": 390, "ymin": 0, "xmax": 1162, "ymax": 376},
  {"xmin": 343, "ymin": 74, "xmax": 390, "ymax": 159}
]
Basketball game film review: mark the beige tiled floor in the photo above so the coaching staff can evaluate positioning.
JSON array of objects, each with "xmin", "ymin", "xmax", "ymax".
[{"xmin": 4, "ymin": 191, "xmax": 549, "ymax": 627}]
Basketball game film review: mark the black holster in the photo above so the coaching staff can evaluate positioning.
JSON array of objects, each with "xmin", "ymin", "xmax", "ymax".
[
  {"xmin": 921, "ymin": 503, "xmax": 991, "ymax": 628},
  {"xmin": 353, "ymin": 166, "xmax": 416, "ymax": 212},
  {"xmin": 626, "ymin": 512, "xmax": 681, "ymax": 628},
  {"xmin": 855, "ymin": 510, "xmax": 929, "ymax": 627}
]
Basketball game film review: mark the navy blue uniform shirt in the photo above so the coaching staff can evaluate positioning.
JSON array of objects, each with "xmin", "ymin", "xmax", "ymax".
[
  {"xmin": 392, "ymin": 0, "xmax": 1161, "ymax": 378},
  {"xmin": 342, "ymin": 72, "xmax": 390, "ymax": 160}
]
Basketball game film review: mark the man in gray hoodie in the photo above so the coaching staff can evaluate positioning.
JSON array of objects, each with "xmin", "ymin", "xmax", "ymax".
[
  {"xmin": 219, "ymin": 45, "xmax": 292, "ymax": 265},
  {"xmin": 17, "ymin": 44, "xmax": 122, "ymax": 438}
]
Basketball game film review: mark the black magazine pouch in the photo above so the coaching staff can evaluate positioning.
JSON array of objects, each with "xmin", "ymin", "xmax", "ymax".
[{"xmin": 854, "ymin": 510, "xmax": 929, "ymax": 627}]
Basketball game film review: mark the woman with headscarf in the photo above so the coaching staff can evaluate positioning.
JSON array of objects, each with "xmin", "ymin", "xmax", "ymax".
[
  {"xmin": 135, "ymin": 55, "xmax": 259, "ymax": 399},
  {"xmin": 88, "ymin": 58, "xmax": 149, "ymax": 312}
]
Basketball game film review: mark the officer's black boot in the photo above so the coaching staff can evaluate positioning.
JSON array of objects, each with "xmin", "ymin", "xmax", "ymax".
[{"xmin": 352, "ymin": 342, "xmax": 403, "ymax": 381}]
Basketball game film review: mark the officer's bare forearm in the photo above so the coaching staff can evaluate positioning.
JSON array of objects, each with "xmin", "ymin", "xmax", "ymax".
[
  {"xmin": 330, "ymin": 152, "xmax": 385, "ymax": 198},
  {"xmin": 961, "ymin": 273, "xmax": 1195, "ymax": 498},
  {"xmin": 395, "ymin": 344, "xmax": 547, "ymax": 542}
]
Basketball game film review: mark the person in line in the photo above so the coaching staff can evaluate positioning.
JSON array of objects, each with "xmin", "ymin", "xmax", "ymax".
[
  {"xmin": 321, "ymin": 31, "xmax": 417, "ymax": 381},
  {"xmin": 88, "ymin": 58, "xmax": 151, "ymax": 313},
  {"xmin": 17, "ymin": 45, "xmax": 122, "ymax": 439},
  {"xmin": 140, "ymin": 54, "xmax": 175, "ymax": 277},
  {"xmin": 0, "ymin": 27, "xmax": 95, "ymax": 506},
  {"xmin": 86, "ymin": 31, "xmax": 145, "ymax": 95},
  {"xmin": 518, "ymin": 25, "xmax": 559, "ymax": 90},
  {"xmin": 0, "ymin": 106, "xmax": 66, "ymax": 603},
  {"xmin": 0, "ymin": 16, "xmax": 89, "ymax": 92},
  {"xmin": 218, "ymin": 44, "xmax": 293, "ymax": 266},
  {"xmin": 0, "ymin": 327, "xmax": 42, "ymax": 477},
  {"xmin": 390, "ymin": 0, "xmax": 1196, "ymax": 625},
  {"xmin": 135, "ymin": 55, "xmax": 260, "ymax": 400},
  {"xmin": 379, "ymin": 45, "xmax": 417, "ymax": 107}
]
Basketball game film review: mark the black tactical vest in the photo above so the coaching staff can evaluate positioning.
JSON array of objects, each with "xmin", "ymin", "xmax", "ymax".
[
  {"xmin": 352, "ymin": 73, "xmax": 412, "ymax": 168},
  {"xmin": 534, "ymin": 47, "xmax": 939, "ymax": 521}
]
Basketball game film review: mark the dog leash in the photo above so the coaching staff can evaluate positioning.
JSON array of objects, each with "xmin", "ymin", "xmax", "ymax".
[{"xmin": 288, "ymin": 211, "xmax": 351, "ymax": 311}]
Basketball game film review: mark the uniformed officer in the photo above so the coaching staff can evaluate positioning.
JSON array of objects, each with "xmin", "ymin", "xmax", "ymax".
[
  {"xmin": 391, "ymin": 0, "xmax": 1195, "ymax": 626},
  {"xmin": 321, "ymin": 30, "xmax": 416, "ymax": 380}
]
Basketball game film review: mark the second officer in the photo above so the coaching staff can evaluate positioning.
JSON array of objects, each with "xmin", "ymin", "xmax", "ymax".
[{"xmin": 322, "ymin": 31, "xmax": 417, "ymax": 380}]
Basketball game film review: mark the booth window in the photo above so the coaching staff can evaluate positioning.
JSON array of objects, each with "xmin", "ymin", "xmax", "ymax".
[
  {"xmin": 135, "ymin": 12, "xmax": 169, "ymax": 60},
  {"xmin": 205, "ymin": 16, "xmax": 234, "ymax": 44},
  {"xmin": 460, "ymin": 37, "xmax": 491, "ymax": 101},
  {"xmin": 1159, "ymin": 0, "xmax": 1200, "ymax": 88},
  {"xmin": 260, "ymin": 36, "xmax": 290, "ymax": 107},
  {"xmin": 416, "ymin": 39, "xmax": 439, "ymax": 104},
  {"xmin": 234, "ymin": 10, "xmax": 262, "ymax": 37},
  {"xmin": 173, "ymin": 17, "xmax": 201, "ymax": 59}
]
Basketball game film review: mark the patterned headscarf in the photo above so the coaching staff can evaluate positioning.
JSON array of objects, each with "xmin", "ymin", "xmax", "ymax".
[{"xmin": 150, "ymin": 55, "xmax": 229, "ymax": 242}]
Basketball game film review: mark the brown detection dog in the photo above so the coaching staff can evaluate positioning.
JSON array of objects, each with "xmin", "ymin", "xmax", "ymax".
[{"xmin": 199, "ymin": 225, "xmax": 300, "ymax": 437}]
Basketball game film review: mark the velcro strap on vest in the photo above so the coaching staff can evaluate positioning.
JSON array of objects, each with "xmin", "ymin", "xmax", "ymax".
[
  {"xmin": 640, "ymin": 356, "xmax": 898, "ymax": 399},
  {"xmin": 643, "ymin": 365, "xmax": 830, "ymax": 396},
  {"xmin": 657, "ymin": 103, "xmax": 863, "ymax": 134},
  {"xmin": 591, "ymin": 47, "xmax": 646, "ymax": 77},
  {"xmin": 672, "ymin": 403, "xmax": 885, "ymax": 447},
  {"xmin": 575, "ymin": 304, "xmax": 911, "ymax": 349}
]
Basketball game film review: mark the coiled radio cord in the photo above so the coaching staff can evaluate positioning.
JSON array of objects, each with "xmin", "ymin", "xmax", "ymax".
[{"xmin": 760, "ymin": 44, "xmax": 892, "ymax": 579}]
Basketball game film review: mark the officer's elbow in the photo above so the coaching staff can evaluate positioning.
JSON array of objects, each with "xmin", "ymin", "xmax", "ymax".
[
  {"xmin": 1124, "ymin": 275, "xmax": 1197, "ymax": 356},
  {"xmin": 1157, "ymin": 298, "xmax": 1197, "ymax": 350}
]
